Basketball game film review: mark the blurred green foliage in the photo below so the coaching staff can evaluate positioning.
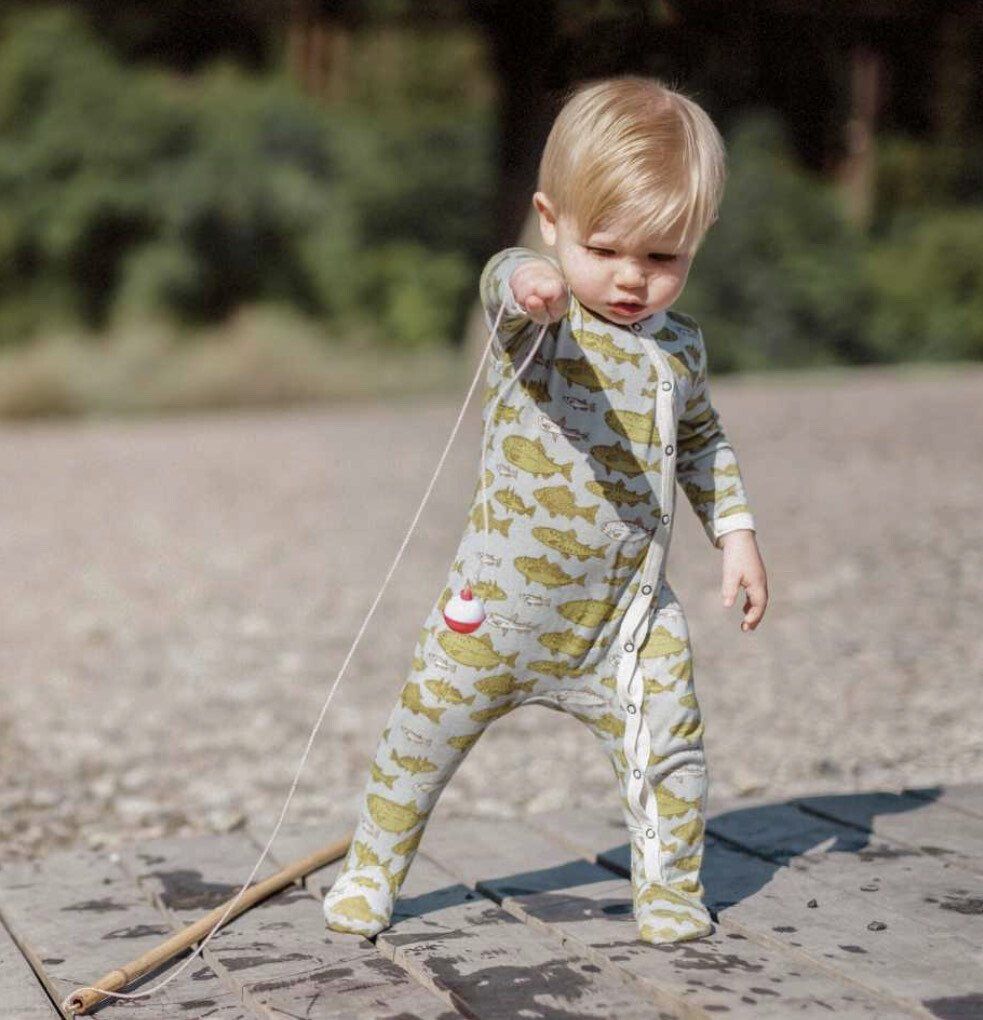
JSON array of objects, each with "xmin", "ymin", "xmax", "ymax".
[
  {"xmin": 0, "ymin": 5, "xmax": 980, "ymax": 373},
  {"xmin": 682, "ymin": 111, "xmax": 873, "ymax": 372},
  {"xmin": 0, "ymin": 6, "xmax": 491, "ymax": 349},
  {"xmin": 684, "ymin": 110, "xmax": 983, "ymax": 368}
]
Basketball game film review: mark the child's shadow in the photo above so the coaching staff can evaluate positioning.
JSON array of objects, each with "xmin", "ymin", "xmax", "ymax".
[{"xmin": 394, "ymin": 789, "xmax": 944, "ymax": 928}]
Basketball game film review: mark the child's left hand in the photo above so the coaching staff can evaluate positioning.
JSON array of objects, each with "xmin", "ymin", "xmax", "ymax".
[{"xmin": 717, "ymin": 529, "xmax": 768, "ymax": 632}]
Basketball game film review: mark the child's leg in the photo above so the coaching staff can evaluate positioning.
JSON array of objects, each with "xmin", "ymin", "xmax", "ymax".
[
  {"xmin": 323, "ymin": 616, "xmax": 520, "ymax": 936},
  {"xmin": 623, "ymin": 598, "xmax": 713, "ymax": 943},
  {"xmin": 571, "ymin": 598, "xmax": 712, "ymax": 944}
]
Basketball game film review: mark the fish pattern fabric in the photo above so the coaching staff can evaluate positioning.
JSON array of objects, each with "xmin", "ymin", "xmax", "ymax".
[{"xmin": 323, "ymin": 245, "xmax": 756, "ymax": 944}]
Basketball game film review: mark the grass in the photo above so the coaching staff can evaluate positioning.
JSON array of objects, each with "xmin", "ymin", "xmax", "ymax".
[{"xmin": 0, "ymin": 305, "xmax": 473, "ymax": 420}]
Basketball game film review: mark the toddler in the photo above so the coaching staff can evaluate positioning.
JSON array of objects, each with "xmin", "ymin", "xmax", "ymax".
[{"xmin": 323, "ymin": 75, "xmax": 768, "ymax": 945}]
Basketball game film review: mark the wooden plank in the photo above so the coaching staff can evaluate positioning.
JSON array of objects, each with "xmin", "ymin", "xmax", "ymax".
[
  {"xmin": 363, "ymin": 846, "xmax": 679, "ymax": 1019},
  {"xmin": 428, "ymin": 813, "xmax": 921, "ymax": 1019},
  {"xmin": 904, "ymin": 783, "xmax": 983, "ymax": 822},
  {"xmin": 704, "ymin": 800, "xmax": 983, "ymax": 952},
  {"xmin": 0, "ymin": 909, "xmax": 59, "ymax": 1017},
  {"xmin": 250, "ymin": 822, "xmax": 466, "ymax": 1019},
  {"xmin": 120, "ymin": 830, "xmax": 460, "ymax": 1020},
  {"xmin": 795, "ymin": 790, "xmax": 983, "ymax": 874},
  {"xmin": 0, "ymin": 848, "xmax": 253, "ymax": 1017}
]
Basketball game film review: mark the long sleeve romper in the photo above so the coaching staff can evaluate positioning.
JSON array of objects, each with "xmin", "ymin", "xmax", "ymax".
[{"xmin": 323, "ymin": 245, "xmax": 757, "ymax": 944}]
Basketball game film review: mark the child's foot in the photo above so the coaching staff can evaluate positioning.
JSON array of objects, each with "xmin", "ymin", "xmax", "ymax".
[
  {"xmin": 322, "ymin": 864, "xmax": 394, "ymax": 937},
  {"xmin": 633, "ymin": 880, "xmax": 714, "ymax": 944}
]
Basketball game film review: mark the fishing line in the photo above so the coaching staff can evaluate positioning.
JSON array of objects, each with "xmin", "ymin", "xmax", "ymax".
[{"xmin": 68, "ymin": 293, "xmax": 549, "ymax": 1006}]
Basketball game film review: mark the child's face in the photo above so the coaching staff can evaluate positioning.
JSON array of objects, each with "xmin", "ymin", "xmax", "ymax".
[{"xmin": 534, "ymin": 192, "xmax": 695, "ymax": 327}]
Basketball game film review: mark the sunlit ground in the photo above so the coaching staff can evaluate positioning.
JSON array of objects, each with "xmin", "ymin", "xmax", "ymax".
[{"xmin": 1, "ymin": 362, "xmax": 980, "ymax": 862}]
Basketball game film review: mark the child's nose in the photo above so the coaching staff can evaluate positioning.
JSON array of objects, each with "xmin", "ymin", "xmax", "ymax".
[{"xmin": 615, "ymin": 262, "xmax": 645, "ymax": 287}]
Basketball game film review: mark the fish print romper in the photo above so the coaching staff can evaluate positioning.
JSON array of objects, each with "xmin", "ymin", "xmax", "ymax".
[{"xmin": 323, "ymin": 245, "xmax": 757, "ymax": 944}]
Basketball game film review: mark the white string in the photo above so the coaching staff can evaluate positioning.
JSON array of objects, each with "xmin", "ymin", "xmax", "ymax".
[{"xmin": 65, "ymin": 295, "xmax": 531, "ymax": 1011}]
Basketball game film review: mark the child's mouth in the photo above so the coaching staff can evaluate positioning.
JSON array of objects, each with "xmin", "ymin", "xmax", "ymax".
[{"xmin": 609, "ymin": 302, "xmax": 644, "ymax": 315}]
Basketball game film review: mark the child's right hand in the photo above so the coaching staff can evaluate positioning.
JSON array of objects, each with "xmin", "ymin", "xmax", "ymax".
[{"xmin": 509, "ymin": 260, "xmax": 570, "ymax": 324}]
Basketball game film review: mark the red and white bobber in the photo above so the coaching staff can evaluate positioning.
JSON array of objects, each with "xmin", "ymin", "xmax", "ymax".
[{"xmin": 443, "ymin": 584, "xmax": 486, "ymax": 633}]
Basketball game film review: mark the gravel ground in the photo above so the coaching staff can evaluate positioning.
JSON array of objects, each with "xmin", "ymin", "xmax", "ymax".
[{"xmin": 1, "ymin": 363, "xmax": 981, "ymax": 864}]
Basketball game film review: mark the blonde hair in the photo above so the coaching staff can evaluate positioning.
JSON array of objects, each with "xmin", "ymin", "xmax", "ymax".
[{"xmin": 537, "ymin": 75, "xmax": 726, "ymax": 254}]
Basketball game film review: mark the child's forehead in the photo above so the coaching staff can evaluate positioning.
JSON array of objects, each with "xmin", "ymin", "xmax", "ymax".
[{"xmin": 585, "ymin": 218, "xmax": 687, "ymax": 249}]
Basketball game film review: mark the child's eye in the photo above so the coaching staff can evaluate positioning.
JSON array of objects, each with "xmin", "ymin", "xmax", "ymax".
[
  {"xmin": 649, "ymin": 253, "xmax": 678, "ymax": 262},
  {"xmin": 587, "ymin": 246, "xmax": 614, "ymax": 257}
]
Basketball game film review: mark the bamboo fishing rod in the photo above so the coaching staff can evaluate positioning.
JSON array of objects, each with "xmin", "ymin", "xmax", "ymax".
[{"xmin": 63, "ymin": 833, "xmax": 352, "ymax": 1016}]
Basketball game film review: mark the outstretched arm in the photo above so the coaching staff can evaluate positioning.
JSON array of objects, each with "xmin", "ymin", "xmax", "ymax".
[
  {"xmin": 675, "ymin": 332, "xmax": 767, "ymax": 631},
  {"xmin": 675, "ymin": 332, "xmax": 756, "ymax": 548}
]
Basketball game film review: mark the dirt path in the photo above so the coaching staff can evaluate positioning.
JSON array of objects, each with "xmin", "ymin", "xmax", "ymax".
[{"xmin": 1, "ymin": 364, "xmax": 981, "ymax": 863}]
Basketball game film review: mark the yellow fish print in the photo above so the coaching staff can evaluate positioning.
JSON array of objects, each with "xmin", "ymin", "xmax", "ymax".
[
  {"xmin": 613, "ymin": 546, "xmax": 648, "ymax": 571},
  {"xmin": 571, "ymin": 328, "xmax": 642, "ymax": 366},
  {"xmin": 494, "ymin": 402, "xmax": 521, "ymax": 425},
  {"xmin": 638, "ymin": 626, "xmax": 687, "ymax": 660},
  {"xmin": 400, "ymin": 682, "xmax": 446, "ymax": 725},
  {"xmin": 351, "ymin": 839, "xmax": 388, "ymax": 870},
  {"xmin": 527, "ymin": 659, "xmax": 590, "ymax": 679},
  {"xmin": 447, "ymin": 731, "xmax": 482, "ymax": 753},
  {"xmin": 494, "ymin": 487, "xmax": 535, "ymax": 516},
  {"xmin": 424, "ymin": 678, "xmax": 476, "ymax": 705},
  {"xmin": 532, "ymin": 526, "xmax": 609, "ymax": 562},
  {"xmin": 555, "ymin": 357, "xmax": 625, "ymax": 394},
  {"xmin": 514, "ymin": 554, "xmax": 587, "ymax": 588},
  {"xmin": 670, "ymin": 717, "xmax": 704, "ymax": 742},
  {"xmin": 557, "ymin": 598, "xmax": 624, "ymax": 628},
  {"xmin": 604, "ymin": 408, "xmax": 661, "ymax": 446},
  {"xmin": 330, "ymin": 895, "xmax": 388, "ymax": 927},
  {"xmin": 469, "ymin": 702, "xmax": 515, "ymax": 724},
  {"xmin": 670, "ymin": 658, "xmax": 692, "ymax": 681},
  {"xmin": 585, "ymin": 478, "xmax": 649, "ymax": 507},
  {"xmin": 474, "ymin": 672, "xmax": 530, "ymax": 698},
  {"xmin": 590, "ymin": 442, "xmax": 654, "ymax": 478},
  {"xmin": 678, "ymin": 692, "xmax": 698, "ymax": 709},
  {"xmin": 538, "ymin": 629, "xmax": 595, "ymax": 658},
  {"xmin": 670, "ymin": 816, "xmax": 705, "ymax": 845},
  {"xmin": 643, "ymin": 676, "xmax": 675, "ymax": 695},
  {"xmin": 591, "ymin": 713, "xmax": 626, "ymax": 738},
  {"xmin": 437, "ymin": 629, "xmax": 519, "ymax": 670},
  {"xmin": 532, "ymin": 485, "xmax": 599, "ymax": 524},
  {"xmin": 469, "ymin": 503, "xmax": 512, "ymax": 536},
  {"xmin": 391, "ymin": 828, "xmax": 424, "ymax": 857},
  {"xmin": 437, "ymin": 586, "xmax": 453, "ymax": 612},
  {"xmin": 371, "ymin": 762, "xmax": 399, "ymax": 789},
  {"xmin": 390, "ymin": 749, "xmax": 439, "ymax": 774},
  {"xmin": 502, "ymin": 435, "xmax": 573, "ymax": 481},
  {"xmin": 472, "ymin": 579, "xmax": 508, "ymax": 602},
  {"xmin": 656, "ymin": 785, "xmax": 700, "ymax": 819},
  {"xmin": 713, "ymin": 463, "xmax": 742, "ymax": 478},
  {"xmin": 718, "ymin": 503, "xmax": 751, "ymax": 518},
  {"xmin": 367, "ymin": 793, "xmax": 425, "ymax": 833}
]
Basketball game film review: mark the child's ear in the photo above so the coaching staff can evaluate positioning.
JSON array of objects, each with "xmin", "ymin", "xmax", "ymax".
[{"xmin": 533, "ymin": 191, "xmax": 558, "ymax": 247}]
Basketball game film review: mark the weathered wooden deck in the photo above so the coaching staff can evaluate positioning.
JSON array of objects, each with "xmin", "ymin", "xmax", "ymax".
[{"xmin": 0, "ymin": 784, "xmax": 980, "ymax": 1019}]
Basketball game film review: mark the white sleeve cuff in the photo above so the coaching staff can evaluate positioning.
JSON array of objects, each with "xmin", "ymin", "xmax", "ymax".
[{"xmin": 708, "ymin": 513, "xmax": 757, "ymax": 548}]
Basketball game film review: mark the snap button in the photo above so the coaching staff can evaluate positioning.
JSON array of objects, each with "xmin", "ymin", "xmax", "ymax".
[
  {"xmin": 633, "ymin": 768, "xmax": 642, "ymax": 779},
  {"xmin": 627, "ymin": 704, "xmax": 637, "ymax": 714},
  {"xmin": 624, "ymin": 641, "xmax": 634, "ymax": 652},
  {"xmin": 646, "ymin": 827, "xmax": 656, "ymax": 839},
  {"xmin": 661, "ymin": 380, "xmax": 672, "ymax": 391},
  {"xmin": 665, "ymin": 444, "xmax": 674, "ymax": 455},
  {"xmin": 661, "ymin": 513, "xmax": 670, "ymax": 524},
  {"xmin": 641, "ymin": 584, "xmax": 652, "ymax": 595},
  {"xmin": 631, "ymin": 322, "xmax": 642, "ymax": 332}
]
